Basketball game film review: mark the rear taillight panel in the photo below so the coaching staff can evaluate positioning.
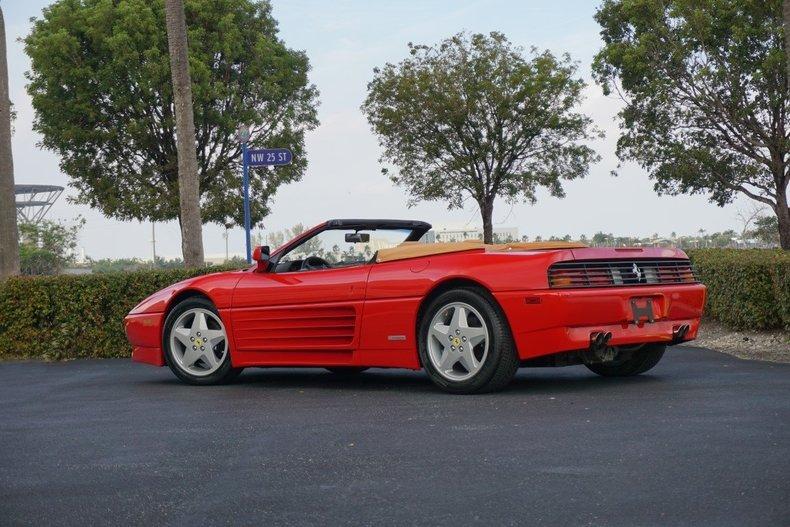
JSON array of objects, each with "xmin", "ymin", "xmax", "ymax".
[{"xmin": 548, "ymin": 259, "xmax": 697, "ymax": 289}]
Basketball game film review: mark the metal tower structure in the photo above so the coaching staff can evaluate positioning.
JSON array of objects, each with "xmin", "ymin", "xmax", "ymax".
[{"xmin": 14, "ymin": 184, "xmax": 64, "ymax": 224}]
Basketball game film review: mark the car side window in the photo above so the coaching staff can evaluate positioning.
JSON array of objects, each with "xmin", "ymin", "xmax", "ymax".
[{"xmin": 275, "ymin": 228, "xmax": 411, "ymax": 273}]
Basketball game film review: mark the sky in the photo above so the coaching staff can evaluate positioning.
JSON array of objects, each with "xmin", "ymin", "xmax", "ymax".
[{"xmin": 4, "ymin": 0, "xmax": 754, "ymax": 260}]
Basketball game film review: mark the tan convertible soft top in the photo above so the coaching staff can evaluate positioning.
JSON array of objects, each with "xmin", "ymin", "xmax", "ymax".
[{"xmin": 375, "ymin": 240, "xmax": 587, "ymax": 263}]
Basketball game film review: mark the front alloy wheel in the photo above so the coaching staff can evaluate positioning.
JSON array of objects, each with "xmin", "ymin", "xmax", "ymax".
[
  {"xmin": 163, "ymin": 297, "xmax": 242, "ymax": 385},
  {"xmin": 170, "ymin": 308, "xmax": 227, "ymax": 376}
]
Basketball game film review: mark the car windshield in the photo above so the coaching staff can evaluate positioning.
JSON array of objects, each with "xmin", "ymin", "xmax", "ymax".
[{"xmin": 276, "ymin": 228, "xmax": 414, "ymax": 272}]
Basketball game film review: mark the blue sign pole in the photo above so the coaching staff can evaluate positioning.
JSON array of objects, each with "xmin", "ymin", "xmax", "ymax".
[
  {"xmin": 237, "ymin": 122, "xmax": 290, "ymax": 265},
  {"xmin": 242, "ymin": 141, "xmax": 251, "ymax": 264}
]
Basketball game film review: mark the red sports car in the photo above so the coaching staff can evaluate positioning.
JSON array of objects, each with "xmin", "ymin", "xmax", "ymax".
[{"xmin": 124, "ymin": 219, "xmax": 706, "ymax": 393}]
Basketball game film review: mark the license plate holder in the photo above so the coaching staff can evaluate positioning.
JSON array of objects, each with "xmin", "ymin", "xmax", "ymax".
[{"xmin": 630, "ymin": 297, "xmax": 655, "ymax": 324}]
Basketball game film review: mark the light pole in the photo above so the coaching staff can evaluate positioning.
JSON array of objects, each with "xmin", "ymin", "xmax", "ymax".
[{"xmin": 151, "ymin": 222, "xmax": 157, "ymax": 267}]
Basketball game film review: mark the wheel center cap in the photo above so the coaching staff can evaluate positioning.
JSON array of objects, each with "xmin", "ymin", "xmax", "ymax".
[{"xmin": 452, "ymin": 337, "xmax": 461, "ymax": 347}]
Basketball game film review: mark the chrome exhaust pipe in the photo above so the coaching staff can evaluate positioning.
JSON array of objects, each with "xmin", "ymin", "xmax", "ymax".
[
  {"xmin": 587, "ymin": 330, "xmax": 616, "ymax": 362},
  {"xmin": 593, "ymin": 332, "xmax": 606, "ymax": 348},
  {"xmin": 671, "ymin": 324, "xmax": 690, "ymax": 345},
  {"xmin": 590, "ymin": 331, "xmax": 611, "ymax": 351}
]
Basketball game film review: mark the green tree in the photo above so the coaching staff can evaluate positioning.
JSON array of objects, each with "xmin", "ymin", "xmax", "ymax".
[
  {"xmin": 264, "ymin": 229, "xmax": 286, "ymax": 250},
  {"xmin": 592, "ymin": 231, "xmax": 612, "ymax": 246},
  {"xmin": 90, "ymin": 258, "xmax": 146, "ymax": 273},
  {"xmin": 593, "ymin": 0, "xmax": 790, "ymax": 249},
  {"xmin": 362, "ymin": 32, "xmax": 600, "ymax": 243},
  {"xmin": 264, "ymin": 223, "xmax": 327, "ymax": 259},
  {"xmin": 18, "ymin": 219, "xmax": 83, "ymax": 275},
  {"xmin": 751, "ymin": 215, "xmax": 781, "ymax": 246},
  {"xmin": 153, "ymin": 256, "xmax": 186, "ymax": 269},
  {"xmin": 265, "ymin": 223, "xmax": 310, "ymax": 250},
  {"xmin": 25, "ymin": 0, "xmax": 318, "ymax": 230}
]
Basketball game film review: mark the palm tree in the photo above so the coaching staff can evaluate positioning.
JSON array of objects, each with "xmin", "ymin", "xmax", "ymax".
[
  {"xmin": 164, "ymin": 0, "xmax": 204, "ymax": 267},
  {"xmin": 697, "ymin": 228, "xmax": 707, "ymax": 248},
  {"xmin": 0, "ymin": 7, "xmax": 19, "ymax": 278}
]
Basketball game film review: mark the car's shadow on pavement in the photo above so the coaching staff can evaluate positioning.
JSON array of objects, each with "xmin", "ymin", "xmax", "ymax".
[
  {"xmin": 140, "ymin": 366, "xmax": 663, "ymax": 395},
  {"xmin": 508, "ymin": 370, "xmax": 661, "ymax": 393},
  {"xmin": 234, "ymin": 368, "xmax": 436, "ymax": 393}
]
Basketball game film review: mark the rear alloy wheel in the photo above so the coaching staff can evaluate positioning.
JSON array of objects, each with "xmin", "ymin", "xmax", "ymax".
[
  {"xmin": 419, "ymin": 288, "xmax": 519, "ymax": 394},
  {"xmin": 163, "ymin": 297, "xmax": 242, "ymax": 385},
  {"xmin": 584, "ymin": 343, "xmax": 666, "ymax": 377}
]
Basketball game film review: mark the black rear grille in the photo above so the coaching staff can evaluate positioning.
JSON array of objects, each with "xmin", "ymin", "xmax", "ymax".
[{"xmin": 548, "ymin": 259, "xmax": 697, "ymax": 288}]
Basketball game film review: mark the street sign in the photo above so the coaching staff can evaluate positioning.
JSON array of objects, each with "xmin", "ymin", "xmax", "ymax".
[
  {"xmin": 236, "ymin": 124, "xmax": 251, "ymax": 143},
  {"xmin": 240, "ymin": 144, "xmax": 294, "ymax": 263},
  {"xmin": 246, "ymin": 148, "xmax": 293, "ymax": 166}
]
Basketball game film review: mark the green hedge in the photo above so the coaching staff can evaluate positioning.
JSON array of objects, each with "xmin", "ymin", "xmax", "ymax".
[
  {"xmin": 0, "ymin": 266, "xmax": 240, "ymax": 360},
  {"xmin": 0, "ymin": 250, "xmax": 787, "ymax": 361},
  {"xmin": 687, "ymin": 249, "xmax": 789, "ymax": 331}
]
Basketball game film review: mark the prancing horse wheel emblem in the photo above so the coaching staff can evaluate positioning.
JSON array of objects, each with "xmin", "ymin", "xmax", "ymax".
[{"xmin": 452, "ymin": 337, "xmax": 461, "ymax": 347}]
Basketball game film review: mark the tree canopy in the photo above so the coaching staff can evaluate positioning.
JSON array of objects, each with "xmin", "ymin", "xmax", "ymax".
[
  {"xmin": 362, "ymin": 32, "xmax": 600, "ymax": 243},
  {"xmin": 751, "ymin": 215, "xmax": 781, "ymax": 246},
  {"xmin": 25, "ymin": 0, "xmax": 319, "ymax": 228},
  {"xmin": 593, "ymin": 0, "xmax": 790, "ymax": 248}
]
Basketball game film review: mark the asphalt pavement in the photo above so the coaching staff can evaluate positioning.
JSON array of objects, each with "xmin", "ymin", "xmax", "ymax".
[{"xmin": 1, "ymin": 346, "xmax": 788, "ymax": 526}]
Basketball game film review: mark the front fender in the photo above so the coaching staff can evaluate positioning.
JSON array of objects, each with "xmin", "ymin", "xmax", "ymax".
[{"xmin": 125, "ymin": 270, "xmax": 247, "ymax": 366}]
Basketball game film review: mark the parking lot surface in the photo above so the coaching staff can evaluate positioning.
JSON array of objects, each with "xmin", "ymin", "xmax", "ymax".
[{"xmin": 1, "ymin": 346, "xmax": 788, "ymax": 526}]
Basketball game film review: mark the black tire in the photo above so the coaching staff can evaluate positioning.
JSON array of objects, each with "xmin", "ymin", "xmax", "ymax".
[
  {"xmin": 584, "ymin": 343, "xmax": 666, "ymax": 377},
  {"xmin": 325, "ymin": 367, "xmax": 369, "ymax": 375},
  {"xmin": 162, "ymin": 296, "xmax": 242, "ymax": 385},
  {"xmin": 418, "ymin": 287, "xmax": 519, "ymax": 394}
]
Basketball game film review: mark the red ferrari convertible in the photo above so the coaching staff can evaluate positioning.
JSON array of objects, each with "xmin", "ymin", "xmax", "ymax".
[{"xmin": 124, "ymin": 219, "xmax": 706, "ymax": 393}]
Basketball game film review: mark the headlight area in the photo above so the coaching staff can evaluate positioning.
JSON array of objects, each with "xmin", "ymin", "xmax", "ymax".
[{"xmin": 128, "ymin": 287, "xmax": 176, "ymax": 315}]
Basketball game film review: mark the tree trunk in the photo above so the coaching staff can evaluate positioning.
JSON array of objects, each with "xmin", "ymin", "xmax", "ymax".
[
  {"xmin": 164, "ymin": 0, "xmax": 204, "ymax": 267},
  {"xmin": 0, "ymin": 7, "xmax": 19, "ymax": 278},
  {"xmin": 783, "ymin": 0, "xmax": 790, "ymax": 249},
  {"xmin": 776, "ymin": 192, "xmax": 790, "ymax": 249},
  {"xmin": 785, "ymin": 0, "xmax": 790, "ymax": 82},
  {"xmin": 480, "ymin": 199, "xmax": 494, "ymax": 244}
]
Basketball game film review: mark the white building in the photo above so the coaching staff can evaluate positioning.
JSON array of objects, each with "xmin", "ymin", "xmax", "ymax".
[{"xmin": 429, "ymin": 225, "xmax": 519, "ymax": 243}]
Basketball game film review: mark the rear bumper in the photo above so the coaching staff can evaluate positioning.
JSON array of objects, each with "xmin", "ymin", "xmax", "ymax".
[
  {"xmin": 494, "ymin": 283, "xmax": 706, "ymax": 360},
  {"xmin": 124, "ymin": 312, "xmax": 165, "ymax": 367}
]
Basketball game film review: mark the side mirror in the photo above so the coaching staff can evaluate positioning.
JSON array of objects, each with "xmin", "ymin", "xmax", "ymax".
[
  {"xmin": 252, "ymin": 245, "xmax": 270, "ymax": 272},
  {"xmin": 345, "ymin": 232, "xmax": 370, "ymax": 243}
]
